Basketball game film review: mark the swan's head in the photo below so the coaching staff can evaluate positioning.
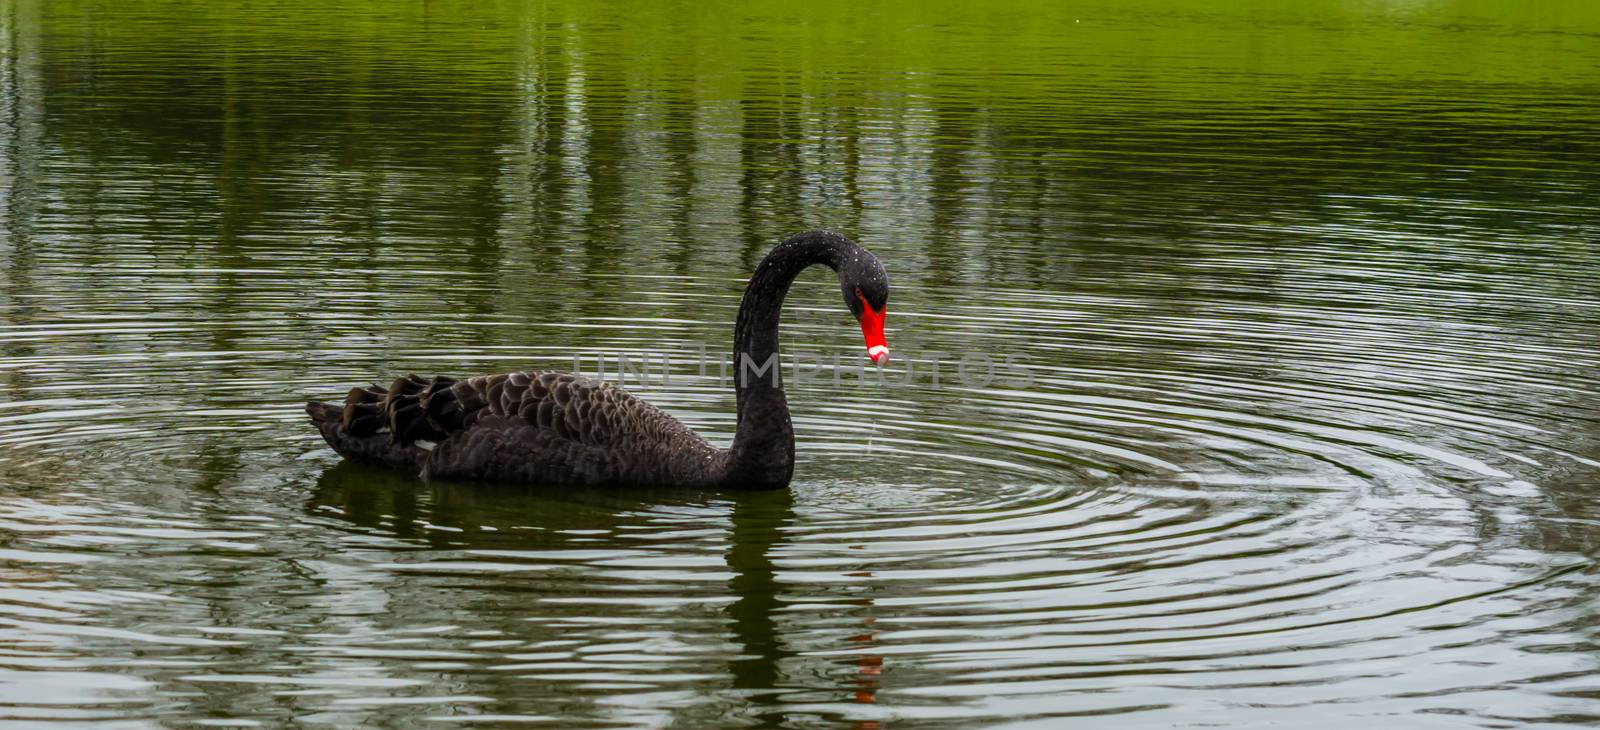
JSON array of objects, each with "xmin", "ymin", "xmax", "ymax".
[{"xmin": 841, "ymin": 250, "xmax": 890, "ymax": 366}]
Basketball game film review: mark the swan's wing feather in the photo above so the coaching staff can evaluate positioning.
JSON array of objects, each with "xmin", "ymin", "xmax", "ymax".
[
  {"xmin": 316, "ymin": 370, "xmax": 722, "ymax": 486},
  {"xmin": 357, "ymin": 370, "xmax": 676, "ymax": 449}
]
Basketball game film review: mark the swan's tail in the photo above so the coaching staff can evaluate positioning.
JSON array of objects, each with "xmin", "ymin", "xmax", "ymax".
[{"xmin": 306, "ymin": 398, "xmax": 427, "ymax": 471}]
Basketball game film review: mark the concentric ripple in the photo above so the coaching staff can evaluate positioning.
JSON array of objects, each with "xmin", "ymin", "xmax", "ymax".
[
  {"xmin": 3, "ymin": 0, "xmax": 1600, "ymax": 726},
  {"xmin": 0, "ymin": 257, "xmax": 1595, "ymax": 726}
]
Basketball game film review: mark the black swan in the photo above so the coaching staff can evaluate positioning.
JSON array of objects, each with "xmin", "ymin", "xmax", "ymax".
[{"xmin": 306, "ymin": 230, "xmax": 890, "ymax": 490}]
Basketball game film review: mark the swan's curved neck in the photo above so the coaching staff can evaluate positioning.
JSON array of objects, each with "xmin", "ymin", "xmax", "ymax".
[{"xmin": 722, "ymin": 232, "xmax": 854, "ymax": 488}]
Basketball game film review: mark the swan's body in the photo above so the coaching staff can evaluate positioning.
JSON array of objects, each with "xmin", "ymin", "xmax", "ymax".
[
  {"xmin": 306, "ymin": 372, "xmax": 728, "ymax": 486},
  {"xmin": 306, "ymin": 231, "xmax": 890, "ymax": 490}
]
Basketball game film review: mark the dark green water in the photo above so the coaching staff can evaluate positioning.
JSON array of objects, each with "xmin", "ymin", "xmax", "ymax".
[{"xmin": 2, "ymin": 0, "xmax": 1599, "ymax": 726}]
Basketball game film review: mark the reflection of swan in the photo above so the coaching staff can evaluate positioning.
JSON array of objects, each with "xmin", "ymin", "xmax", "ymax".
[
  {"xmin": 307, "ymin": 231, "xmax": 890, "ymax": 490},
  {"xmin": 725, "ymin": 489, "xmax": 885, "ymax": 725},
  {"xmin": 727, "ymin": 489, "xmax": 796, "ymax": 698},
  {"xmin": 310, "ymin": 464, "xmax": 884, "ymax": 723},
  {"xmin": 308, "ymin": 460, "xmax": 668, "ymax": 545}
]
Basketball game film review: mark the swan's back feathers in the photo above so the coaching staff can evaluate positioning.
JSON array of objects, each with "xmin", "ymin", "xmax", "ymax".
[
  {"xmin": 371, "ymin": 371, "xmax": 642, "ymax": 447},
  {"xmin": 311, "ymin": 370, "xmax": 725, "ymax": 487}
]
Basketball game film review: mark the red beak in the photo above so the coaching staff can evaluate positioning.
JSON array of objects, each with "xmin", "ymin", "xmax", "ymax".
[{"xmin": 857, "ymin": 292, "xmax": 889, "ymax": 365}]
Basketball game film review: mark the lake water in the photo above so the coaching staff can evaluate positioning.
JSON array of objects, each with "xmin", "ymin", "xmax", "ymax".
[{"xmin": 1, "ymin": 0, "xmax": 1598, "ymax": 726}]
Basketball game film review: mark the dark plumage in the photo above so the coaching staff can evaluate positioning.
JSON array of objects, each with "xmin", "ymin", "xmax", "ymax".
[{"xmin": 306, "ymin": 230, "xmax": 891, "ymax": 489}]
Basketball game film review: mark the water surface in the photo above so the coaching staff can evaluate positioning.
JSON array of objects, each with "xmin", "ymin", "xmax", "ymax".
[{"xmin": 2, "ymin": 0, "xmax": 1599, "ymax": 726}]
